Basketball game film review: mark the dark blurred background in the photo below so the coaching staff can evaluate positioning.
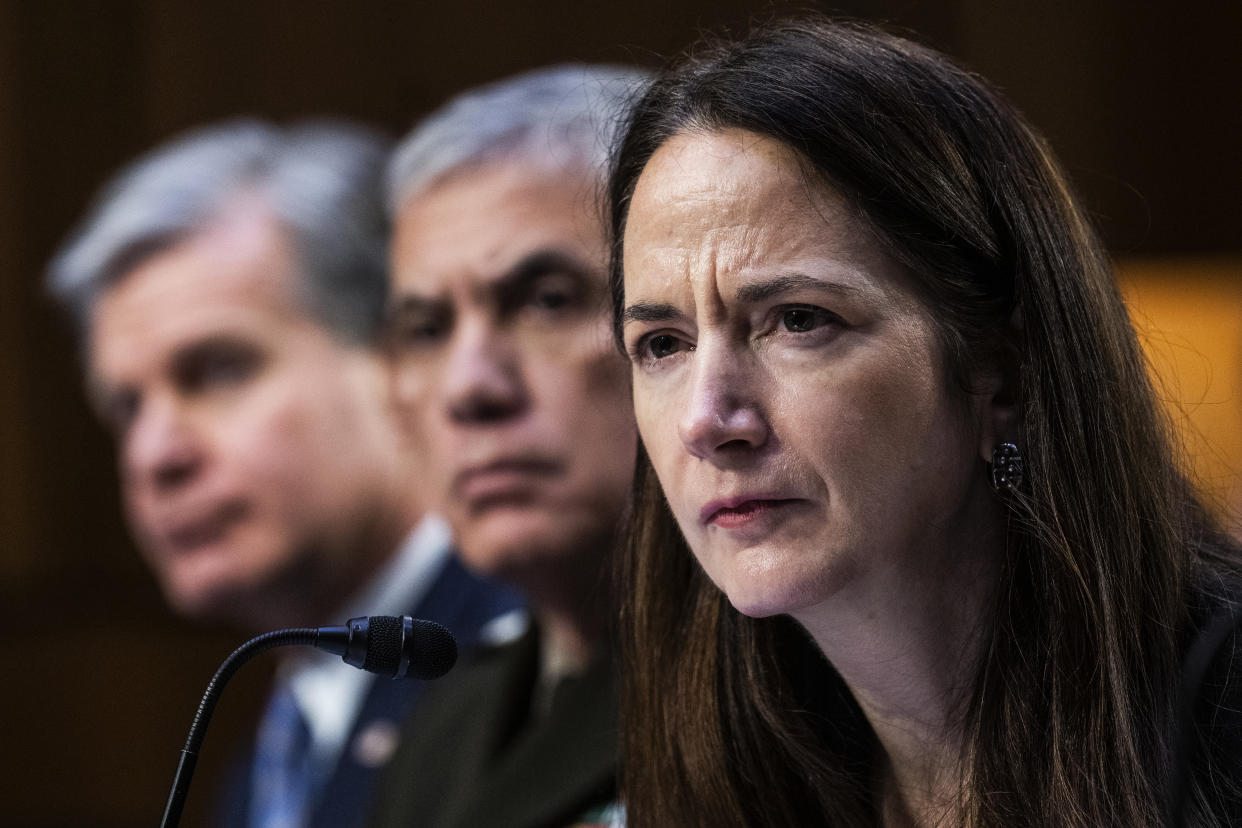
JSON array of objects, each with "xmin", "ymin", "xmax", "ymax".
[{"xmin": 1, "ymin": 1, "xmax": 1240, "ymax": 825}]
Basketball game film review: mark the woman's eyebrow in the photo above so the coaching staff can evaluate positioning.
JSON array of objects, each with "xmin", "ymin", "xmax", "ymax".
[
  {"xmin": 621, "ymin": 301, "xmax": 683, "ymax": 325},
  {"xmin": 622, "ymin": 275, "xmax": 865, "ymax": 324},
  {"xmin": 735, "ymin": 273, "xmax": 860, "ymax": 304}
]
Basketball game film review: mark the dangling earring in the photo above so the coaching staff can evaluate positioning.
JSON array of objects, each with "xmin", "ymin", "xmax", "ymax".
[{"xmin": 990, "ymin": 442, "xmax": 1024, "ymax": 494}]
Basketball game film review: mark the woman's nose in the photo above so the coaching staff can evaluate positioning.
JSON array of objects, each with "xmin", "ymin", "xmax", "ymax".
[
  {"xmin": 677, "ymin": 345, "xmax": 768, "ymax": 461},
  {"xmin": 442, "ymin": 320, "xmax": 529, "ymax": 425}
]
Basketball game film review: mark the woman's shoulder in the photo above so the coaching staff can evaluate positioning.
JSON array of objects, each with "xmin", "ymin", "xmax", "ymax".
[
  {"xmin": 1182, "ymin": 567, "xmax": 1242, "ymax": 729},
  {"xmin": 1178, "ymin": 570, "xmax": 1242, "ymax": 825}
]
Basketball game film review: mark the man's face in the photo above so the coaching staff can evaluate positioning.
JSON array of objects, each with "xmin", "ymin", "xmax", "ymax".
[
  {"xmin": 89, "ymin": 197, "xmax": 408, "ymax": 627},
  {"xmin": 387, "ymin": 161, "xmax": 636, "ymax": 584}
]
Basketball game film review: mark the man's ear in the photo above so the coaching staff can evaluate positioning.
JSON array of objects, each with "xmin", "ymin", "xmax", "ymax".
[{"xmin": 974, "ymin": 309, "xmax": 1023, "ymax": 464}]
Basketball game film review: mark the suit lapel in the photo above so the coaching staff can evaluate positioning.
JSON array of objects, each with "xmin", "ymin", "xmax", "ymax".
[{"xmin": 310, "ymin": 555, "xmax": 525, "ymax": 828}]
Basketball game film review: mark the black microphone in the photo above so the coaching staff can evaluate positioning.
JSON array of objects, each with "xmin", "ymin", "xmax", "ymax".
[
  {"xmin": 316, "ymin": 615, "xmax": 458, "ymax": 679},
  {"xmin": 160, "ymin": 616, "xmax": 457, "ymax": 828}
]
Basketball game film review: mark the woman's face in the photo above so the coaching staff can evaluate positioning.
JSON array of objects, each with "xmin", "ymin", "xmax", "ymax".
[{"xmin": 620, "ymin": 129, "xmax": 1003, "ymax": 621}]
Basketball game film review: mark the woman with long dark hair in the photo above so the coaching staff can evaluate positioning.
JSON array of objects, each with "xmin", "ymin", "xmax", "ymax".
[{"xmin": 608, "ymin": 17, "xmax": 1242, "ymax": 827}]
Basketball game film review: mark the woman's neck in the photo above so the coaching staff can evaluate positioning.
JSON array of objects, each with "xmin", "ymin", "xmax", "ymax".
[{"xmin": 795, "ymin": 511, "xmax": 1001, "ymax": 825}]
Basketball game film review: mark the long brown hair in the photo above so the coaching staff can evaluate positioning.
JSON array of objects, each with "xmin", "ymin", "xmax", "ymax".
[{"xmin": 608, "ymin": 17, "xmax": 1240, "ymax": 827}]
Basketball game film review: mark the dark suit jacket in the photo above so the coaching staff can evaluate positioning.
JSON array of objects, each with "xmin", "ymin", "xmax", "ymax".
[
  {"xmin": 366, "ymin": 625, "xmax": 618, "ymax": 828},
  {"xmin": 217, "ymin": 554, "xmax": 524, "ymax": 828}
]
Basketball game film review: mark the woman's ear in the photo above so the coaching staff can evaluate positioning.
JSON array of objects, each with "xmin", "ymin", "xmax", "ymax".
[{"xmin": 974, "ymin": 309, "xmax": 1023, "ymax": 464}]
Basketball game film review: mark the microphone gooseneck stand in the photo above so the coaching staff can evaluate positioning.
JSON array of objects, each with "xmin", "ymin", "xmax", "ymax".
[
  {"xmin": 160, "ymin": 626, "xmax": 318, "ymax": 828},
  {"xmin": 158, "ymin": 615, "xmax": 457, "ymax": 828}
]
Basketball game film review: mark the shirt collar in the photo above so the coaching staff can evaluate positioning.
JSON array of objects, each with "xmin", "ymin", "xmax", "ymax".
[{"xmin": 282, "ymin": 514, "xmax": 454, "ymax": 764}]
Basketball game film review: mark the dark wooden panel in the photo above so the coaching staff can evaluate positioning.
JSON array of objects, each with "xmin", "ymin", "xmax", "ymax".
[
  {"xmin": 2, "ymin": 1, "xmax": 1240, "ymax": 824},
  {"xmin": 957, "ymin": 0, "xmax": 1242, "ymax": 253},
  {"xmin": 0, "ymin": 0, "xmax": 36, "ymax": 585}
]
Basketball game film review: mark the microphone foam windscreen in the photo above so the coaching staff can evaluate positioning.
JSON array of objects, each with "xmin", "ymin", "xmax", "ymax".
[
  {"xmin": 362, "ymin": 615, "xmax": 405, "ymax": 676},
  {"xmin": 406, "ymin": 620, "xmax": 458, "ymax": 679}
]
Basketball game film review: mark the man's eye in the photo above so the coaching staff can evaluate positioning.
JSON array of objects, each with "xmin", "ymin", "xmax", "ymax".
[
  {"xmin": 531, "ymin": 285, "xmax": 571, "ymax": 311},
  {"xmin": 192, "ymin": 353, "xmax": 254, "ymax": 388},
  {"xmin": 201, "ymin": 351, "xmax": 254, "ymax": 382},
  {"xmin": 523, "ymin": 273, "xmax": 586, "ymax": 317},
  {"xmin": 101, "ymin": 391, "xmax": 140, "ymax": 434},
  {"xmin": 392, "ymin": 317, "xmax": 445, "ymax": 347},
  {"xmin": 388, "ymin": 307, "xmax": 450, "ymax": 351},
  {"xmin": 176, "ymin": 344, "xmax": 261, "ymax": 393}
]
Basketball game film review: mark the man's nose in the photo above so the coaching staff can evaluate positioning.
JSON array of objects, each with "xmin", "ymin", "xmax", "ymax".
[
  {"xmin": 124, "ymin": 394, "xmax": 204, "ymax": 491},
  {"xmin": 442, "ymin": 320, "xmax": 530, "ymax": 425},
  {"xmin": 676, "ymin": 342, "xmax": 769, "ymax": 462}
]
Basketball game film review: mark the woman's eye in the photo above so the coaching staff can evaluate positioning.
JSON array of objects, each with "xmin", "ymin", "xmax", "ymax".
[
  {"xmin": 779, "ymin": 306, "xmax": 834, "ymax": 333},
  {"xmin": 649, "ymin": 334, "xmax": 680, "ymax": 358},
  {"xmin": 636, "ymin": 333, "xmax": 688, "ymax": 362}
]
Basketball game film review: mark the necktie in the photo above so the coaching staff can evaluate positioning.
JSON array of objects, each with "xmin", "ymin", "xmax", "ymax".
[{"xmin": 250, "ymin": 686, "xmax": 318, "ymax": 828}]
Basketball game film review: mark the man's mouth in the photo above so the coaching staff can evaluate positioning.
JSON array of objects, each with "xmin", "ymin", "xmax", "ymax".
[
  {"xmin": 162, "ymin": 501, "xmax": 248, "ymax": 553},
  {"xmin": 453, "ymin": 458, "xmax": 562, "ymax": 510}
]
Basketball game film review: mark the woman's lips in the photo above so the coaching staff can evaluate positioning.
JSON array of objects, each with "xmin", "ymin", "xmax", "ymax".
[{"xmin": 700, "ymin": 496, "xmax": 805, "ymax": 529}]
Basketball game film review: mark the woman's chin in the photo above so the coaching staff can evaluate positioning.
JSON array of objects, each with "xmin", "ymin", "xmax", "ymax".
[
  {"xmin": 723, "ymin": 582, "xmax": 815, "ymax": 619},
  {"xmin": 719, "ymin": 563, "xmax": 857, "ymax": 623}
]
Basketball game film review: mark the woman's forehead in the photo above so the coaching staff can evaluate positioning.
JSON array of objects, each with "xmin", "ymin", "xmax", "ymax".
[
  {"xmin": 631, "ymin": 130, "xmax": 817, "ymax": 215},
  {"xmin": 621, "ymin": 130, "xmax": 911, "ymax": 311}
]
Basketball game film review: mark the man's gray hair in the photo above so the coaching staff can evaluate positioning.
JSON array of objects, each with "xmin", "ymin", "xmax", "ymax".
[
  {"xmin": 48, "ymin": 119, "xmax": 391, "ymax": 344},
  {"xmin": 386, "ymin": 64, "xmax": 650, "ymax": 216}
]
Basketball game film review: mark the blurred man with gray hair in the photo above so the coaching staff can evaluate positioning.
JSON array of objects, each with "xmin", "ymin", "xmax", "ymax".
[
  {"xmin": 48, "ymin": 120, "xmax": 521, "ymax": 828},
  {"xmin": 370, "ymin": 64, "xmax": 648, "ymax": 828}
]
